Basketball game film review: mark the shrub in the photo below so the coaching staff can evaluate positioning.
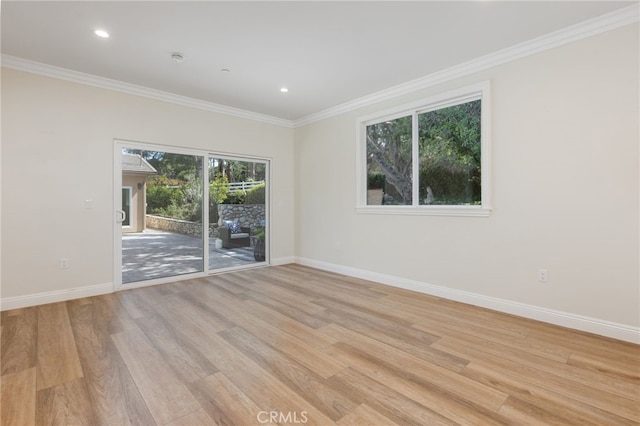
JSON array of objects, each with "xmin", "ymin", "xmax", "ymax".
[
  {"xmin": 147, "ymin": 185, "xmax": 184, "ymax": 213},
  {"xmin": 367, "ymin": 173, "xmax": 385, "ymax": 189},
  {"xmin": 225, "ymin": 191, "xmax": 245, "ymax": 205},
  {"xmin": 245, "ymin": 183, "xmax": 266, "ymax": 204}
]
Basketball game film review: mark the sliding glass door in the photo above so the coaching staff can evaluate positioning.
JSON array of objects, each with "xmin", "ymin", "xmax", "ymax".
[
  {"xmin": 114, "ymin": 141, "xmax": 269, "ymax": 287},
  {"xmin": 208, "ymin": 156, "xmax": 267, "ymax": 272},
  {"xmin": 119, "ymin": 147, "xmax": 204, "ymax": 284}
]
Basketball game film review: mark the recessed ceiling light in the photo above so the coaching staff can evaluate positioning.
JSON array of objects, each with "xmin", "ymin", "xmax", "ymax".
[
  {"xmin": 280, "ymin": 87, "xmax": 289, "ymax": 93},
  {"xmin": 94, "ymin": 29, "xmax": 109, "ymax": 38},
  {"xmin": 171, "ymin": 53, "xmax": 184, "ymax": 63},
  {"xmin": 221, "ymin": 69, "xmax": 230, "ymax": 73}
]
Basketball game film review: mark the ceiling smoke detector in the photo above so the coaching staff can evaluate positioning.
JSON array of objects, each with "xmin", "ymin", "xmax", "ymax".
[{"xmin": 171, "ymin": 53, "xmax": 184, "ymax": 63}]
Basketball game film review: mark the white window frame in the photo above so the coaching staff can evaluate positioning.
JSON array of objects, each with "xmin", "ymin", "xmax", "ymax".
[{"xmin": 356, "ymin": 81, "xmax": 492, "ymax": 217}]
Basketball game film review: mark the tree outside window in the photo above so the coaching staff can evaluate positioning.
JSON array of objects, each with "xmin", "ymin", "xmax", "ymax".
[{"xmin": 360, "ymin": 82, "xmax": 489, "ymax": 216}]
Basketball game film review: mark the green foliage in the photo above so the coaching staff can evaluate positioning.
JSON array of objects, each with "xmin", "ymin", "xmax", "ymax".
[
  {"xmin": 367, "ymin": 173, "xmax": 385, "ymax": 189},
  {"xmin": 146, "ymin": 184, "xmax": 184, "ymax": 213},
  {"xmin": 147, "ymin": 175, "xmax": 184, "ymax": 187},
  {"xmin": 146, "ymin": 176, "xmax": 204, "ymax": 222},
  {"xmin": 245, "ymin": 183, "xmax": 266, "ymax": 204},
  {"xmin": 209, "ymin": 158, "xmax": 267, "ymax": 184},
  {"xmin": 181, "ymin": 178, "xmax": 203, "ymax": 222},
  {"xmin": 255, "ymin": 226, "xmax": 265, "ymax": 241},
  {"xmin": 418, "ymin": 100, "xmax": 481, "ymax": 205},
  {"xmin": 225, "ymin": 191, "xmax": 246, "ymax": 205},
  {"xmin": 209, "ymin": 173, "xmax": 230, "ymax": 205},
  {"xmin": 366, "ymin": 115, "xmax": 413, "ymax": 204},
  {"xmin": 366, "ymin": 99, "xmax": 481, "ymax": 205},
  {"xmin": 134, "ymin": 149, "xmax": 267, "ymax": 222}
]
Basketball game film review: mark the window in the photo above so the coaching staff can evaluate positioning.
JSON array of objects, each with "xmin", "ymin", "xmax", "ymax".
[
  {"xmin": 357, "ymin": 82, "xmax": 491, "ymax": 216},
  {"xmin": 121, "ymin": 187, "xmax": 132, "ymax": 227}
]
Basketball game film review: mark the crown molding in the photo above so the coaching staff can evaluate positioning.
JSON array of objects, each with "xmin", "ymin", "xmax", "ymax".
[
  {"xmin": 0, "ymin": 55, "xmax": 295, "ymax": 129},
  {"xmin": 2, "ymin": 4, "xmax": 637, "ymax": 129},
  {"xmin": 293, "ymin": 3, "xmax": 639, "ymax": 127}
]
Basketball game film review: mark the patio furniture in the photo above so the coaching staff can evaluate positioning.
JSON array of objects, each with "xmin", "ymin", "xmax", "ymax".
[{"xmin": 219, "ymin": 225, "xmax": 251, "ymax": 249}]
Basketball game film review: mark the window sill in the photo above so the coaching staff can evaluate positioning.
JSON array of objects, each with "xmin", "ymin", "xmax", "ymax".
[{"xmin": 356, "ymin": 205, "xmax": 491, "ymax": 217}]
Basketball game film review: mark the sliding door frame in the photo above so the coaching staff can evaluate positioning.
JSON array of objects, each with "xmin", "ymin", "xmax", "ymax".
[{"xmin": 113, "ymin": 140, "xmax": 271, "ymax": 291}]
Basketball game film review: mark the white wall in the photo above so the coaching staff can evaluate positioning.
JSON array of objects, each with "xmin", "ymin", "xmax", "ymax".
[
  {"xmin": 294, "ymin": 24, "xmax": 639, "ymax": 336},
  {"xmin": 1, "ymin": 68, "xmax": 295, "ymax": 301},
  {"xmin": 1, "ymin": 23, "xmax": 638, "ymax": 341}
]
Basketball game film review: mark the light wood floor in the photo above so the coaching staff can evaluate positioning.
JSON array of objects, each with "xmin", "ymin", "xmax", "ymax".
[{"xmin": 1, "ymin": 264, "xmax": 639, "ymax": 425}]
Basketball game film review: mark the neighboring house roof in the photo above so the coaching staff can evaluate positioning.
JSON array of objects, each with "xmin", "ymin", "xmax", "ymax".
[{"xmin": 122, "ymin": 153, "xmax": 157, "ymax": 175}]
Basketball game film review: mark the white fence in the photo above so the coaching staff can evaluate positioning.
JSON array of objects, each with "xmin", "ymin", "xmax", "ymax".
[{"xmin": 227, "ymin": 181, "xmax": 264, "ymax": 193}]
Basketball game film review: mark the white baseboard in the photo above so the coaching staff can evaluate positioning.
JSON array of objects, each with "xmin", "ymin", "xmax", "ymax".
[
  {"xmin": 271, "ymin": 256, "xmax": 296, "ymax": 266},
  {"xmin": 0, "ymin": 257, "xmax": 297, "ymax": 310},
  {"xmin": 0, "ymin": 282, "xmax": 113, "ymax": 311},
  {"xmin": 295, "ymin": 257, "xmax": 640, "ymax": 344}
]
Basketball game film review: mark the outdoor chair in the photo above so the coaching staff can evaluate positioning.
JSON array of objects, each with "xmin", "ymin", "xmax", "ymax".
[{"xmin": 219, "ymin": 225, "xmax": 251, "ymax": 249}]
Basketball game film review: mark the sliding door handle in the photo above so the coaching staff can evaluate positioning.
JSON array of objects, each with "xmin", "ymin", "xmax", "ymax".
[{"xmin": 115, "ymin": 210, "xmax": 126, "ymax": 223}]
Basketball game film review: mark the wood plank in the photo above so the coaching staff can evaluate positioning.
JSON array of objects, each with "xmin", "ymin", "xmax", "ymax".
[
  {"xmin": 67, "ymin": 298, "xmax": 156, "ymax": 426},
  {"xmin": 398, "ymin": 297, "xmax": 531, "ymax": 341},
  {"xmin": 241, "ymin": 298, "xmax": 337, "ymax": 348},
  {"xmin": 327, "ymin": 367, "xmax": 456, "ymax": 426},
  {"xmin": 325, "ymin": 342, "xmax": 509, "ymax": 425},
  {"xmin": 164, "ymin": 408, "xmax": 216, "ymax": 426},
  {"xmin": 242, "ymin": 289, "xmax": 330, "ymax": 329},
  {"xmin": 221, "ymin": 272, "xmax": 327, "ymax": 315},
  {"xmin": 111, "ymin": 327, "xmax": 201, "ymax": 425},
  {"xmin": 1, "ymin": 367, "xmax": 36, "ymax": 426},
  {"xmin": 115, "ymin": 287, "xmax": 157, "ymax": 319},
  {"xmin": 263, "ymin": 266, "xmax": 388, "ymax": 302},
  {"xmin": 183, "ymin": 286, "xmax": 345, "ymax": 378},
  {"xmin": 435, "ymin": 337, "xmax": 640, "ymax": 422},
  {"xmin": 173, "ymin": 327, "xmax": 337, "ymax": 426},
  {"xmin": 87, "ymin": 293, "xmax": 140, "ymax": 334},
  {"xmin": 189, "ymin": 372, "xmax": 274, "ymax": 426},
  {"xmin": 320, "ymin": 324, "xmax": 507, "ymax": 411},
  {"xmin": 220, "ymin": 326, "xmax": 358, "ymax": 421},
  {"xmin": 526, "ymin": 321, "xmax": 639, "ymax": 361},
  {"xmin": 36, "ymin": 303, "xmax": 83, "ymax": 390},
  {"xmin": 463, "ymin": 361, "xmax": 637, "ymax": 426},
  {"xmin": 336, "ymin": 404, "xmax": 400, "ymax": 426},
  {"xmin": 135, "ymin": 312, "xmax": 218, "ymax": 383},
  {"xmin": 153, "ymin": 292, "xmax": 234, "ymax": 333},
  {"xmin": 415, "ymin": 323, "xmax": 638, "ymax": 400},
  {"xmin": 568, "ymin": 352, "xmax": 640, "ymax": 383},
  {"xmin": 315, "ymin": 308, "xmax": 466, "ymax": 372},
  {"xmin": 205, "ymin": 274, "xmax": 252, "ymax": 295},
  {"xmin": 36, "ymin": 378, "xmax": 97, "ymax": 425},
  {"xmin": 497, "ymin": 396, "xmax": 578, "ymax": 426},
  {"xmin": 1, "ymin": 307, "xmax": 38, "ymax": 376},
  {"xmin": 411, "ymin": 312, "xmax": 571, "ymax": 364}
]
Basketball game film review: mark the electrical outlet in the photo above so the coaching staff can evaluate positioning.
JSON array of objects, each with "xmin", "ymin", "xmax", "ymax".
[
  {"xmin": 538, "ymin": 268, "xmax": 548, "ymax": 282},
  {"xmin": 60, "ymin": 258, "xmax": 70, "ymax": 269}
]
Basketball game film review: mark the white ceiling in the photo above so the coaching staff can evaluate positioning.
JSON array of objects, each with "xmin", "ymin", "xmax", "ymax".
[{"xmin": 1, "ymin": 1, "xmax": 634, "ymax": 122}]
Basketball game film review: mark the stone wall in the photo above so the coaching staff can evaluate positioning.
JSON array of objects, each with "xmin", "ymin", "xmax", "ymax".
[
  {"xmin": 146, "ymin": 215, "xmax": 218, "ymax": 237},
  {"xmin": 218, "ymin": 204, "xmax": 265, "ymax": 231},
  {"xmin": 146, "ymin": 204, "xmax": 265, "ymax": 238}
]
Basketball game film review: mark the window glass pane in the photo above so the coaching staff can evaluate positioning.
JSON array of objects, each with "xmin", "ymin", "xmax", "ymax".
[
  {"xmin": 418, "ymin": 100, "xmax": 481, "ymax": 205},
  {"xmin": 208, "ymin": 157, "xmax": 267, "ymax": 271},
  {"xmin": 122, "ymin": 149, "xmax": 204, "ymax": 284},
  {"xmin": 366, "ymin": 116, "xmax": 413, "ymax": 205},
  {"xmin": 121, "ymin": 188, "xmax": 131, "ymax": 226}
]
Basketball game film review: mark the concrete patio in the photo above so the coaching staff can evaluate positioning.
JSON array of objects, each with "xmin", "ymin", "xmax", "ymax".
[{"xmin": 122, "ymin": 228, "xmax": 261, "ymax": 284}]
